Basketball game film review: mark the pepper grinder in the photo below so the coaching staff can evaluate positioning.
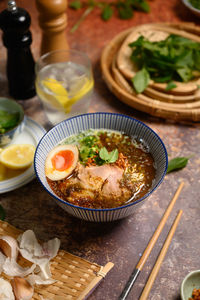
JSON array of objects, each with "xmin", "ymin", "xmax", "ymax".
[
  {"xmin": 36, "ymin": 0, "xmax": 69, "ymax": 55},
  {"xmin": 0, "ymin": 0, "xmax": 36, "ymax": 100}
]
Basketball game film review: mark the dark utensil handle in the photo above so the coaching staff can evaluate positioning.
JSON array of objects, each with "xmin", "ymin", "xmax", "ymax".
[{"xmin": 119, "ymin": 268, "xmax": 140, "ymax": 300}]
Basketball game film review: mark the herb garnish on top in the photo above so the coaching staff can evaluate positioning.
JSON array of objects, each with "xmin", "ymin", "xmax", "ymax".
[{"xmin": 129, "ymin": 34, "xmax": 200, "ymax": 93}]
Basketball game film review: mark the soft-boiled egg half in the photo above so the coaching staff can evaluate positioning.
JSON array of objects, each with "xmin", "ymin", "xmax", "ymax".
[{"xmin": 45, "ymin": 145, "xmax": 78, "ymax": 181}]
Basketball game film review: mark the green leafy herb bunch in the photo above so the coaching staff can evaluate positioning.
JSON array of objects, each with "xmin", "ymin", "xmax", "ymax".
[
  {"xmin": 130, "ymin": 34, "xmax": 200, "ymax": 93},
  {"xmin": 69, "ymin": 0, "xmax": 150, "ymax": 32}
]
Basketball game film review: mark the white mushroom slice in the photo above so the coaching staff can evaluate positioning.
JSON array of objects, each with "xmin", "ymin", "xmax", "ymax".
[
  {"xmin": 0, "ymin": 252, "xmax": 6, "ymax": 275},
  {"xmin": 0, "ymin": 236, "xmax": 18, "ymax": 260},
  {"xmin": 3, "ymin": 258, "xmax": 36, "ymax": 277},
  {"xmin": 27, "ymin": 274, "xmax": 56, "ymax": 286},
  {"xmin": 0, "ymin": 277, "xmax": 15, "ymax": 300},
  {"xmin": 18, "ymin": 230, "xmax": 60, "ymax": 279},
  {"xmin": 11, "ymin": 277, "xmax": 34, "ymax": 300}
]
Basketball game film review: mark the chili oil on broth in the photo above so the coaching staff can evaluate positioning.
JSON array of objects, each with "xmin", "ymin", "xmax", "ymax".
[{"xmin": 46, "ymin": 129, "xmax": 156, "ymax": 209}]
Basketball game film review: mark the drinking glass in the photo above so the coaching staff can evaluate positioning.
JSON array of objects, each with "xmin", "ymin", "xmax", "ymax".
[{"xmin": 35, "ymin": 49, "xmax": 94, "ymax": 125}]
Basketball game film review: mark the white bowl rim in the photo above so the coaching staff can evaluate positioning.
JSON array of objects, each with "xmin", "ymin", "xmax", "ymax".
[
  {"xmin": 180, "ymin": 269, "xmax": 200, "ymax": 300},
  {"xmin": 182, "ymin": 0, "xmax": 200, "ymax": 13},
  {"xmin": 34, "ymin": 112, "xmax": 168, "ymax": 212}
]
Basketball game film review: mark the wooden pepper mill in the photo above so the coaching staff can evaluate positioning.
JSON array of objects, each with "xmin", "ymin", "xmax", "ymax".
[
  {"xmin": 36, "ymin": 0, "xmax": 69, "ymax": 55},
  {"xmin": 0, "ymin": 0, "xmax": 36, "ymax": 100}
]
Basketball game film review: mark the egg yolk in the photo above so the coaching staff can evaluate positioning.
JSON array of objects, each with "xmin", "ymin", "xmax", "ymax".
[{"xmin": 51, "ymin": 150, "xmax": 74, "ymax": 171}]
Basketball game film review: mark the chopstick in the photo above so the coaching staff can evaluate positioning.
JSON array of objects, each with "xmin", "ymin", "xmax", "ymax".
[
  {"xmin": 139, "ymin": 209, "xmax": 183, "ymax": 300},
  {"xmin": 118, "ymin": 182, "xmax": 184, "ymax": 300}
]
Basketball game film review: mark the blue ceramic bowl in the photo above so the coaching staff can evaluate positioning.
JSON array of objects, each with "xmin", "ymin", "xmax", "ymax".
[
  {"xmin": 0, "ymin": 98, "xmax": 24, "ymax": 146},
  {"xmin": 34, "ymin": 113, "xmax": 168, "ymax": 222}
]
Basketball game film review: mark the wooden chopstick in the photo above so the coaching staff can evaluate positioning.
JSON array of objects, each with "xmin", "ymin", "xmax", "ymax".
[
  {"xmin": 118, "ymin": 182, "xmax": 184, "ymax": 300},
  {"xmin": 139, "ymin": 209, "xmax": 183, "ymax": 300}
]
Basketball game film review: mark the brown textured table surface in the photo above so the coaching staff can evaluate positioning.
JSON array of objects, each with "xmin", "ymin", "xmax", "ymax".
[{"xmin": 0, "ymin": 1, "xmax": 200, "ymax": 299}]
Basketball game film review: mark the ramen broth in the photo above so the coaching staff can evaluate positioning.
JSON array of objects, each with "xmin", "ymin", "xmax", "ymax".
[{"xmin": 46, "ymin": 129, "xmax": 156, "ymax": 208}]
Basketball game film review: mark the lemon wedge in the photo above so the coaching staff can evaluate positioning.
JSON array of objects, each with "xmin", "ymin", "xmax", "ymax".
[
  {"xmin": 0, "ymin": 144, "xmax": 35, "ymax": 169},
  {"xmin": 65, "ymin": 78, "xmax": 94, "ymax": 113},
  {"xmin": 40, "ymin": 77, "xmax": 93, "ymax": 113},
  {"xmin": 0, "ymin": 162, "xmax": 6, "ymax": 181},
  {"xmin": 41, "ymin": 78, "xmax": 68, "ymax": 110}
]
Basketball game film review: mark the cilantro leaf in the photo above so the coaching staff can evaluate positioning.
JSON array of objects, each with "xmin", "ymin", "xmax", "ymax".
[
  {"xmin": 108, "ymin": 149, "xmax": 119, "ymax": 163},
  {"xmin": 99, "ymin": 147, "xmax": 109, "ymax": 161},
  {"xmin": 99, "ymin": 147, "xmax": 119, "ymax": 163}
]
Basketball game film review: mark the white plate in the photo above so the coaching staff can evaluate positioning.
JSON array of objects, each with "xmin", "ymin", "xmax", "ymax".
[{"xmin": 0, "ymin": 117, "xmax": 46, "ymax": 194}]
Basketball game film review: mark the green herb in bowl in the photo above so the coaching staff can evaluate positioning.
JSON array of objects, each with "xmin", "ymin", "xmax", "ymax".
[
  {"xmin": 188, "ymin": 0, "xmax": 200, "ymax": 10},
  {"xmin": 0, "ymin": 98, "xmax": 24, "ymax": 146},
  {"xmin": 0, "ymin": 110, "xmax": 20, "ymax": 134}
]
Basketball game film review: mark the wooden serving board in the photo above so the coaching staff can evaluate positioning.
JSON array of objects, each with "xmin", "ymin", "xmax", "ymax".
[
  {"xmin": 101, "ymin": 22, "xmax": 200, "ymax": 122},
  {"xmin": 0, "ymin": 220, "xmax": 114, "ymax": 300}
]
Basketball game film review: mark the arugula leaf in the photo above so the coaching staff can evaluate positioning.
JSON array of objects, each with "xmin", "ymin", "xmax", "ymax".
[
  {"xmin": 167, "ymin": 157, "xmax": 189, "ymax": 173},
  {"xmin": 99, "ymin": 147, "xmax": 118, "ymax": 163},
  {"xmin": 101, "ymin": 4, "xmax": 113, "ymax": 21},
  {"xmin": 166, "ymin": 82, "xmax": 177, "ymax": 91},
  {"xmin": 131, "ymin": 67, "xmax": 150, "ymax": 93},
  {"xmin": 69, "ymin": 0, "xmax": 82, "ymax": 10}
]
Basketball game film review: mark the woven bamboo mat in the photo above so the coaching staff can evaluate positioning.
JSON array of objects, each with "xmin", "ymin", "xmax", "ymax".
[
  {"xmin": 0, "ymin": 220, "xmax": 114, "ymax": 300},
  {"xmin": 101, "ymin": 22, "xmax": 200, "ymax": 122}
]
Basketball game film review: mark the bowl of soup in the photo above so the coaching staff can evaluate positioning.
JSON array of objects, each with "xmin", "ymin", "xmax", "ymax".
[{"xmin": 34, "ymin": 113, "xmax": 168, "ymax": 222}]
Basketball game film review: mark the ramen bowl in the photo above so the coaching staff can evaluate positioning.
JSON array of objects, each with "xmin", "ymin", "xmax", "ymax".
[{"xmin": 34, "ymin": 113, "xmax": 168, "ymax": 222}]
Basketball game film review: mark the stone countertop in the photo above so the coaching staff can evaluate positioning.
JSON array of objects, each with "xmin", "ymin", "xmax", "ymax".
[{"xmin": 0, "ymin": 0, "xmax": 200, "ymax": 299}]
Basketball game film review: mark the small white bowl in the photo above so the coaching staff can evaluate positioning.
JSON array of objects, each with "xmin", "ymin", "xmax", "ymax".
[
  {"xmin": 182, "ymin": 0, "xmax": 200, "ymax": 17},
  {"xmin": 181, "ymin": 270, "xmax": 200, "ymax": 300}
]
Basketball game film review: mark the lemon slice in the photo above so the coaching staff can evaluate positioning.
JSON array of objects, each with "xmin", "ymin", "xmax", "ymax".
[
  {"xmin": 0, "ymin": 162, "xmax": 6, "ymax": 181},
  {"xmin": 0, "ymin": 144, "xmax": 35, "ymax": 169},
  {"xmin": 41, "ymin": 77, "xmax": 93, "ymax": 113},
  {"xmin": 42, "ymin": 78, "xmax": 68, "ymax": 110},
  {"xmin": 66, "ymin": 78, "xmax": 94, "ymax": 113}
]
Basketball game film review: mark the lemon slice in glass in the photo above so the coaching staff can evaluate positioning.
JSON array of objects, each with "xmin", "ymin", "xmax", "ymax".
[
  {"xmin": 41, "ymin": 78, "xmax": 68, "ymax": 110},
  {"xmin": 0, "ymin": 144, "xmax": 35, "ymax": 169},
  {"xmin": 41, "ymin": 77, "xmax": 93, "ymax": 113}
]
